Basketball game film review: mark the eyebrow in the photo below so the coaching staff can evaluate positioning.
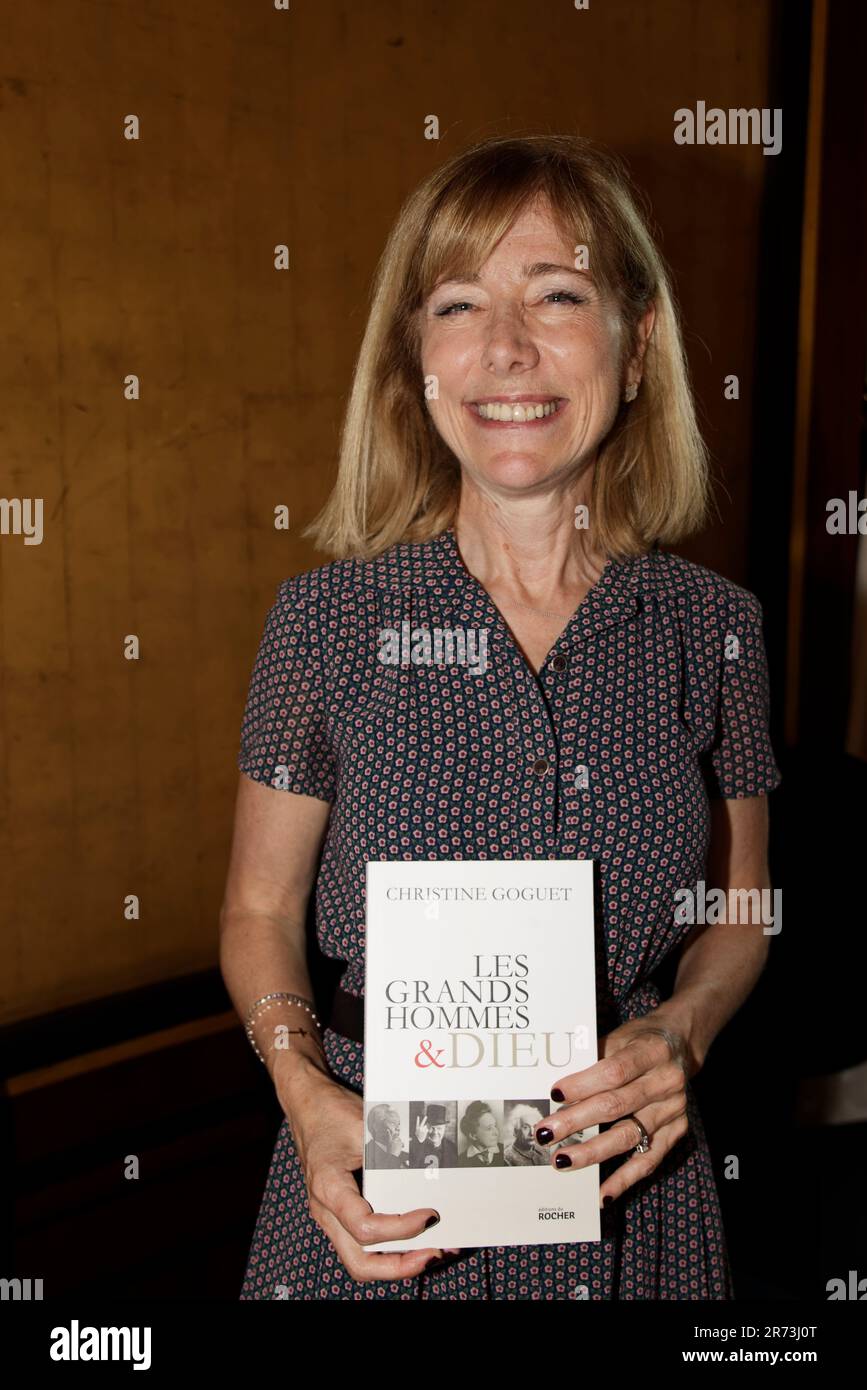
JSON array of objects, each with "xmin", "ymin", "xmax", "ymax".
[{"xmin": 433, "ymin": 261, "xmax": 594, "ymax": 290}]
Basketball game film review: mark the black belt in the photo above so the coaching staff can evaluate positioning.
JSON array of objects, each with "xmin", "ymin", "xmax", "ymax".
[{"xmin": 327, "ymin": 986, "xmax": 364, "ymax": 1044}]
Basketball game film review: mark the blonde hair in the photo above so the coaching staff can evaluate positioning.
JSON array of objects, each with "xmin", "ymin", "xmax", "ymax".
[{"xmin": 304, "ymin": 133, "xmax": 711, "ymax": 560}]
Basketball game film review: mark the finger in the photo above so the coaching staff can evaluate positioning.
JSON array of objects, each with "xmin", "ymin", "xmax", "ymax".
[
  {"xmin": 599, "ymin": 1110, "xmax": 689, "ymax": 1204},
  {"xmin": 538, "ymin": 1058, "xmax": 686, "ymax": 1143},
  {"xmin": 550, "ymin": 1032, "xmax": 675, "ymax": 1107},
  {"xmin": 311, "ymin": 1198, "xmax": 444, "ymax": 1284},
  {"xmin": 311, "ymin": 1163, "xmax": 441, "ymax": 1245},
  {"xmin": 549, "ymin": 1098, "xmax": 686, "ymax": 1171}
]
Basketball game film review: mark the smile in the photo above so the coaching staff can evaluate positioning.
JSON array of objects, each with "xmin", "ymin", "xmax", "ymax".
[{"xmin": 466, "ymin": 397, "xmax": 567, "ymax": 425}]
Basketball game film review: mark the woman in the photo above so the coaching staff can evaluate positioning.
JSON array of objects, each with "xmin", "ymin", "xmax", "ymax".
[
  {"xmin": 458, "ymin": 1102, "xmax": 506, "ymax": 1167},
  {"xmin": 221, "ymin": 133, "xmax": 781, "ymax": 1300}
]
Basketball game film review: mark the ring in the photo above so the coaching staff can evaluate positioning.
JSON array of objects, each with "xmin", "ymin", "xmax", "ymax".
[{"xmin": 625, "ymin": 1113, "xmax": 652, "ymax": 1154}]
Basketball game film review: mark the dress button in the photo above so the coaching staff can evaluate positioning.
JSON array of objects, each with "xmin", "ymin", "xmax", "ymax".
[
  {"xmin": 551, "ymin": 655, "xmax": 567, "ymax": 672},
  {"xmin": 532, "ymin": 757, "xmax": 550, "ymax": 776}
]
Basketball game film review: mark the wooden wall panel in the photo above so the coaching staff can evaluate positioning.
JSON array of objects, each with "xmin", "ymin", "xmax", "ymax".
[{"xmin": 0, "ymin": 0, "xmax": 794, "ymax": 1024}]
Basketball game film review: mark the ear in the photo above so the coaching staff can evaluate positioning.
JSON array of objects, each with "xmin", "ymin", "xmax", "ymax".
[{"xmin": 628, "ymin": 300, "xmax": 657, "ymax": 377}]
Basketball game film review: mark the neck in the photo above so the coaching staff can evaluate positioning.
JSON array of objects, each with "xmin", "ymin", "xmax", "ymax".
[{"xmin": 452, "ymin": 478, "xmax": 607, "ymax": 605}]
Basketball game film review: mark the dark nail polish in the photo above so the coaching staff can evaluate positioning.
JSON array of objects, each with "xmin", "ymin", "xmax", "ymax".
[
  {"xmin": 536, "ymin": 1127, "xmax": 554, "ymax": 1145},
  {"xmin": 424, "ymin": 1214, "xmax": 440, "ymax": 1229},
  {"xmin": 603, "ymin": 1195, "xmax": 614, "ymax": 1207},
  {"xmin": 426, "ymin": 1256, "xmax": 446, "ymax": 1272},
  {"xmin": 555, "ymin": 1153, "xmax": 572, "ymax": 1169},
  {"xmin": 550, "ymin": 1087, "xmax": 564, "ymax": 1102}
]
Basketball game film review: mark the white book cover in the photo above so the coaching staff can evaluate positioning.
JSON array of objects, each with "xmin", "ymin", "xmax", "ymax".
[{"xmin": 362, "ymin": 860, "xmax": 600, "ymax": 1251}]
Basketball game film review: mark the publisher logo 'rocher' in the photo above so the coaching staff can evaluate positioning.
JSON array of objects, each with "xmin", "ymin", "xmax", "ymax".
[{"xmin": 538, "ymin": 1207, "xmax": 576, "ymax": 1221}]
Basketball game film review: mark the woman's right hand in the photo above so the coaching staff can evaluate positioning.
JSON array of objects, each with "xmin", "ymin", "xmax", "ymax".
[{"xmin": 274, "ymin": 1049, "xmax": 460, "ymax": 1284}]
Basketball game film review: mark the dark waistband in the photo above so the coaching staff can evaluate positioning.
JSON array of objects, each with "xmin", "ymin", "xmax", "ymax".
[{"xmin": 327, "ymin": 986, "xmax": 364, "ymax": 1044}]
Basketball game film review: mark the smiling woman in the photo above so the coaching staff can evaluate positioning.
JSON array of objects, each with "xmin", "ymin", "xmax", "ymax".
[
  {"xmin": 307, "ymin": 133, "xmax": 708, "ymax": 566},
  {"xmin": 222, "ymin": 133, "xmax": 781, "ymax": 1302}
]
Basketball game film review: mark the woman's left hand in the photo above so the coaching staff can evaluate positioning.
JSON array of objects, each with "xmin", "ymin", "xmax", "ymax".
[{"xmin": 535, "ymin": 1012, "xmax": 694, "ymax": 1204}]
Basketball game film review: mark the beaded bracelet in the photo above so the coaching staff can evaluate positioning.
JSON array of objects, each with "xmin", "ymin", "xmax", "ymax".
[{"xmin": 244, "ymin": 992, "xmax": 323, "ymax": 1066}]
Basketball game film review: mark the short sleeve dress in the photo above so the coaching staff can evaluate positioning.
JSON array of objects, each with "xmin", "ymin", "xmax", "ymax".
[{"xmin": 237, "ymin": 526, "xmax": 781, "ymax": 1301}]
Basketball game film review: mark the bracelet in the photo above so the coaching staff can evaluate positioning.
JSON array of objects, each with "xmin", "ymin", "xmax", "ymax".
[
  {"xmin": 244, "ymin": 992, "xmax": 323, "ymax": 1066},
  {"xmin": 245, "ymin": 991, "xmax": 320, "ymax": 1027}
]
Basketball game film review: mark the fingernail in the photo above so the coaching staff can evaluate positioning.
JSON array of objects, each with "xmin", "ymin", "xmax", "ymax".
[
  {"xmin": 536, "ymin": 1127, "xmax": 554, "ymax": 1145},
  {"xmin": 603, "ymin": 1195, "xmax": 614, "ymax": 1207},
  {"xmin": 424, "ymin": 1214, "xmax": 440, "ymax": 1229},
  {"xmin": 426, "ymin": 1256, "xmax": 447, "ymax": 1272},
  {"xmin": 555, "ymin": 1152, "xmax": 572, "ymax": 1169},
  {"xmin": 550, "ymin": 1087, "xmax": 564, "ymax": 1102}
]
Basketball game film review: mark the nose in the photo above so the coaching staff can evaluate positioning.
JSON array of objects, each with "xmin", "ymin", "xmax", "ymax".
[{"xmin": 482, "ymin": 303, "xmax": 540, "ymax": 375}]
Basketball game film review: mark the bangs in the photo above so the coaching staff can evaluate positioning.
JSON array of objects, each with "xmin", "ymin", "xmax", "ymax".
[{"xmin": 412, "ymin": 149, "xmax": 622, "ymax": 308}]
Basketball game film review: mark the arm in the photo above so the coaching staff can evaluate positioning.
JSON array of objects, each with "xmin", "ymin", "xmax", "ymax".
[
  {"xmin": 652, "ymin": 794, "xmax": 773, "ymax": 1079},
  {"xmin": 536, "ymin": 793, "xmax": 777, "ymax": 1200},
  {"xmin": 219, "ymin": 773, "xmax": 334, "ymax": 1108},
  {"xmin": 220, "ymin": 772, "xmax": 452, "ymax": 1278}
]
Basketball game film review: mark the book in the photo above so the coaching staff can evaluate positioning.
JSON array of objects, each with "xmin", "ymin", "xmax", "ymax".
[{"xmin": 362, "ymin": 859, "xmax": 600, "ymax": 1250}]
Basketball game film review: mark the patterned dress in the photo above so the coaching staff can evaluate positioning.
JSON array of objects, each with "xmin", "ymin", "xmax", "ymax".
[{"xmin": 237, "ymin": 525, "xmax": 781, "ymax": 1300}]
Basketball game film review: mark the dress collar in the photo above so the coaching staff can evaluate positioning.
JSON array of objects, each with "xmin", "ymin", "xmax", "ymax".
[
  {"xmin": 464, "ymin": 1141, "xmax": 495, "ymax": 1160},
  {"xmin": 423, "ymin": 525, "xmax": 650, "ymax": 643}
]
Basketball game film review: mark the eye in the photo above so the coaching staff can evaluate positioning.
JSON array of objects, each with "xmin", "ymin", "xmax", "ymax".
[
  {"xmin": 434, "ymin": 300, "xmax": 474, "ymax": 317},
  {"xmin": 434, "ymin": 290, "xmax": 587, "ymax": 316},
  {"xmin": 542, "ymin": 290, "xmax": 586, "ymax": 306}
]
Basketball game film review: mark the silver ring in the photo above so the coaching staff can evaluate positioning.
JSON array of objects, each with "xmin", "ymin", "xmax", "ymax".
[{"xmin": 626, "ymin": 1114, "xmax": 652, "ymax": 1154}]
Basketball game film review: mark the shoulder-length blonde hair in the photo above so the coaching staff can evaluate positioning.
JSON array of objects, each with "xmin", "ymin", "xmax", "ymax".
[{"xmin": 304, "ymin": 133, "xmax": 711, "ymax": 560}]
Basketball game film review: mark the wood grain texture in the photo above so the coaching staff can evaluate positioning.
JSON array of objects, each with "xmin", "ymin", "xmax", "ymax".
[{"xmin": 0, "ymin": 0, "xmax": 780, "ymax": 1024}]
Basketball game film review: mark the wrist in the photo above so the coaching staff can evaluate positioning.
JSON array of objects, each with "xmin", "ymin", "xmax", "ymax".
[
  {"xmin": 271, "ymin": 1045, "xmax": 333, "ymax": 1121},
  {"xmin": 651, "ymin": 992, "xmax": 712, "ymax": 1079}
]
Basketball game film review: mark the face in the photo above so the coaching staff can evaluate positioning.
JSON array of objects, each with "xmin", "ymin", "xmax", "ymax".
[
  {"xmin": 473, "ymin": 1110, "xmax": 500, "ymax": 1146},
  {"xmin": 516, "ymin": 1116, "xmax": 536, "ymax": 1143},
  {"xmin": 417, "ymin": 196, "xmax": 652, "ymax": 500},
  {"xmin": 375, "ymin": 1109, "xmax": 402, "ymax": 1144},
  {"xmin": 428, "ymin": 1123, "xmax": 446, "ymax": 1144}
]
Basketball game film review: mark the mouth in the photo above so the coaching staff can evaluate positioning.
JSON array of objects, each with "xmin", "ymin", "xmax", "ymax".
[{"xmin": 465, "ymin": 395, "xmax": 567, "ymax": 426}]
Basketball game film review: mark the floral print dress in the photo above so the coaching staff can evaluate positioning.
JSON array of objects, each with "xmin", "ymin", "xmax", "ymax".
[{"xmin": 236, "ymin": 526, "xmax": 781, "ymax": 1300}]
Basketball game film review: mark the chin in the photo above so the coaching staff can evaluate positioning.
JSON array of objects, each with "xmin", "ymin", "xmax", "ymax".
[{"xmin": 471, "ymin": 455, "xmax": 563, "ymax": 491}]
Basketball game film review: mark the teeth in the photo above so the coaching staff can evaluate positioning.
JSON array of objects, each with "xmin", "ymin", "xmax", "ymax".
[{"xmin": 475, "ymin": 400, "xmax": 561, "ymax": 421}]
